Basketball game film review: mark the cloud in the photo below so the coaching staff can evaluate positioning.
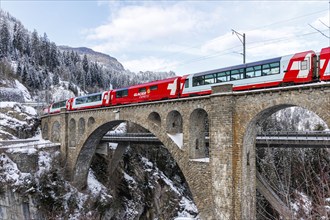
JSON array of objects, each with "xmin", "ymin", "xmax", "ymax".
[
  {"xmin": 85, "ymin": 4, "xmax": 209, "ymax": 52},
  {"xmin": 84, "ymin": 1, "xmax": 328, "ymax": 74},
  {"xmin": 121, "ymin": 56, "xmax": 178, "ymax": 73}
]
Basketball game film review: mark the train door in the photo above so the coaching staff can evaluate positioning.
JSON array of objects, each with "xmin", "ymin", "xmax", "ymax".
[
  {"xmin": 102, "ymin": 91, "xmax": 111, "ymax": 107},
  {"xmin": 319, "ymin": 47, "xmax": 330, "ymax": 81},
  {"xmin": 66, "ymin": 98, "xmax": 74, "ymax": 111},
  {"xmin": 179, "ymin": 75, "xmax": 191, "ymax": 97}
]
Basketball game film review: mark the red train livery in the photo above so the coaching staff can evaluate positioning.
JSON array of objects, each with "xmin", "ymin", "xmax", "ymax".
[{"xmin": 44, "ymin": 47, "xmax": 330, "ymax": 114}]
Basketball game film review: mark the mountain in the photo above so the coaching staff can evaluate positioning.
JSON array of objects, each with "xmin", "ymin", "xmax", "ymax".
[
  {"xmin": 0, "ymin": 9, "xmax": 197, "ymax": 219},
  {"xmin": 0, "ymin": 9, "xmax": 175, "ymax": 104},
  {"xmin": 58, "ymin": 46, "xmax": 125, "ymax": 73}
]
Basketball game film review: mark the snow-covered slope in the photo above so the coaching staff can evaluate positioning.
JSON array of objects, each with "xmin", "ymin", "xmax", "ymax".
[{"xmin": 0, "ymin": 102, "xmax": 39, "ymax": 140}]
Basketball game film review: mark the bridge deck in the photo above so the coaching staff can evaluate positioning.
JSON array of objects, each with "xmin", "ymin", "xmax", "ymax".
[{"xmin": 102, "ymin": 132, "xmax": 330, "ymax": 148}]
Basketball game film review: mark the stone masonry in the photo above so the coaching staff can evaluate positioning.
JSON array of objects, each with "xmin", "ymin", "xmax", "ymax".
[{"xmin": 41, "ymin": 82, "xmax": 330, "ymax": 219}]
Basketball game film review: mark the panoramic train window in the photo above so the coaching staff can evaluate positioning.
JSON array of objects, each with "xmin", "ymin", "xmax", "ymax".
[
  {"xmin": 217, "ymin": 71, "xmax": 230, "ymax": 82},
  {"xmin": 230, "ymin": 68, "xmax": 244, "ymax": 80},
  {"xmin": 76, "ymin": 97, "xmax": 86, "ymax": 104},
  {"xmin": 52, "ymin": 100, "xmax": 66, "ymax": 109},
  {"xmin": 254, "ymin": 65, "xmax": 262, "ymax": 77},
  {"xmin": 193, "ymin": 76, "xmax": 204, "ymax": 86},
  {"xmin": 88, "ymin": 94, "xmax": 101, "ymax": 102},
  {"xmin": 205, "ymin": 74, "xmax": 215, "ymax": 84},
  {"xmin": 116, "ymin": 89, "xmax": 128, "ymax": 98},
  {"xmin": 262, "ymin": 62, "xmax": 280, "ymax": 75},
  {"xmin": 192, "ymin": 60, "xmax": 280, "ymax": 86}
]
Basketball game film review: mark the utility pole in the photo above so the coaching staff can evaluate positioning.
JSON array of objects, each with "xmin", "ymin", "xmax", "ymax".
[{"xmin": 232, "ymin": 29, "xmax": 246, "ymax": 64}]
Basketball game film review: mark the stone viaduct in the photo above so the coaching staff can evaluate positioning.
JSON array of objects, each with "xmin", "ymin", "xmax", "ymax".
[{"xmin": 41, "ymin": 82, "xmax": 330, "ymax": 219}]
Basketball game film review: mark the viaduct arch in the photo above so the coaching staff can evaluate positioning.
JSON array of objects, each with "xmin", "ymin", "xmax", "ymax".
[{"xmin": 41, "ymin": 83, "xmax": 330, "ymax": 219}]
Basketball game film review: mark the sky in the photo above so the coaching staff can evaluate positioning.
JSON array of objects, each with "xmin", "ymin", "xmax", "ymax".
[{"xmin": 0, "ymin": 0, "xmax": 329, "ymax": 76}]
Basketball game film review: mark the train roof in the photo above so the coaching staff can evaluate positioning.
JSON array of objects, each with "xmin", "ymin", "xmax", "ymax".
[
  {"xmin": 74, "ymin": 91, "xmax": 103, "ymax": 99},
  {"xmin": 193, "ymin": 57, "xmax": 281, "ymax": 77},
  {"xmin": 114, "ymin": 76, "xmax": 180, "ymax": 91}
]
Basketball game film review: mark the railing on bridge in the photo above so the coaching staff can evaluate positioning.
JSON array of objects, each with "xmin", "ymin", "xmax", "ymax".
[
  {"xmin": 0, "ymin": 139, "xmax": 60, "ymax": 152},
  {"xmin": 102, "ymin": 131, "xmax": 330, "ymax": 148},
  {"xmin": 256, "ymin": 131, "xmax": 330, "ymax": 148},
  {"xmin": 101, "ymin": 133, "xmax": 162, "ymax": 144}
]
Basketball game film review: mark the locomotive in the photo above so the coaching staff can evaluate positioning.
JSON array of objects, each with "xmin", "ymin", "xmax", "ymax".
[{"xmin": 45, "ymin": 46, "xmax": 330, "ymax": 114}]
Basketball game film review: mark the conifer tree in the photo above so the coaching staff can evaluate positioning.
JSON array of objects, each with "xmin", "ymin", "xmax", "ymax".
[{"xmin": 0, "ymin": 18, "xmax": 10, "ymax": 57}]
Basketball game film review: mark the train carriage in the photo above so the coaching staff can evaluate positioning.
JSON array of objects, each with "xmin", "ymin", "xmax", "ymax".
[
  {"xmin": 66, "ymin": 91, "xmax": 111, "ymax": 111},
  {"xmin": 110, "ymin": 77, "xmax": 181, "ymax": 105},
  {"xmin": 48, "ymin": 100, "xmax": 67, "ymax": 114},
  {"xmin": 319, "ymin": 47, "xmax": 330, "ymax": 81},
  {"xmin": 180, "ymin": 49, "xmax": 317, "ymax": 97}
]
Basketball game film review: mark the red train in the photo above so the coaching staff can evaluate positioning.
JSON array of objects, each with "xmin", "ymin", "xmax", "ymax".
[{"xmin": 45, "ymin": 47, "xmax": 330, "ymax": 114}]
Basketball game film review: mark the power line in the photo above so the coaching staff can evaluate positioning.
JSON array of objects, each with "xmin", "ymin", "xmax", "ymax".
[
  {"xmin": 153, "ymin": 8, "xmax": 328, "ymax": 72},
  {"xmin": 157, "ymin": 29, "xmax": 328, "ymax": 72},
  {"xmin": 153, "ymin": 8, "xmax": 329, "ymax": 65}
]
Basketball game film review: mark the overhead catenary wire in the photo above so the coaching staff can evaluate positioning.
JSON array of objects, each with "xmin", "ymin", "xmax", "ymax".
[
  {"xmin": 155, "ymin": 29, "xmax": 328, "ymax": 73},
  {"xmin": 150, "ymin": 8, "xmax": 329, "ymax": 73}
]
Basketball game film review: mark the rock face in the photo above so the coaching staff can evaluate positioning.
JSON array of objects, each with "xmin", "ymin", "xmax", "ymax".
[
  {"xmin": 91, "ymin": 142, "xmax": 197, "ymax": 220},
  {"xmin": 0, "ymin": 123, "xmax": 198, "ymax": 219},
  {"xmin": 0, "ymin": 186, "xmax": 43, "ymax": 220},
  {"xmin": 0, "ymin": 102, "xmax": 40, "ymax": 140}
]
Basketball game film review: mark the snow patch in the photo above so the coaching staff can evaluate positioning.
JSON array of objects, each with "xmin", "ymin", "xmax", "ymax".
[
  {"xmin": 15, "ymin": 80, "xmax": 32, "ymax": 101},
  {"xmin": 189, "ymin": 158, "xmax": 209, "ymax": 163},
  {"xmin": 167, "ymin": 133, "xmax": 183, "ymax": 149},
  {"xmin": 109, "ymin": 122, "xmax": 127, "ymax": 134},
  {"xmin": 0, "ymin": 153, "xmax": 31, "ymax": 186},
  {"xmin": 87, "ymin": 169, "xmax": 109, "ymax": 197}
]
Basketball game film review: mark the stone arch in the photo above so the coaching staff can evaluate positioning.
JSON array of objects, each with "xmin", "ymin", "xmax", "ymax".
[
  {"xmin": 42, "ymin": 122, "xmax": 49, "ymax": 140},
  {"xmin": 51, "ymin": 121, "xmax": 61, "ymax": 142},
  {"xmin": 148, "ymin": 111, "xmax": 161, "ymax": 126},
  {"xmin": 239, "ymin": 103, "xmax": 330, "ymax": 218},
  {"xmin": 189, "ymin": 108, "xmax": 209, "ymax": 159},
  {"xmin": 72, "ymin": 120, "xmax": 125, "ymax": 189},
  {"xmin": 166, "ymin": 110, "xmax": 183, "ymax": 134},
  {"xmin": 72, "ymin": 119, "xmax": 197, "ymax": 215},
  {"xmin": 241, "ymin": 104, "xmax": 294, "ymax": 218},
  {"xmin": 78, "ymin": 118, "xmax": 86, "ymax": 139},
  {"xmin": 69, "ymin": 118, "xmax": 76, "ymax": 148}
]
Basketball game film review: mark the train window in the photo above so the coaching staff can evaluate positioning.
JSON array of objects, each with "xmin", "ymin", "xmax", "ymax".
[
  {"xmin": 55, "ymin": 101, "xmax": 66, "ymax": 109},
  {"xmin": 261, "ymin": 62, "xmax": 280, "ymax": 76},
  {"xmin": 217, "ymin": 71, "xmax": 230, "ymax": 82},
  {"xmin": 116, "ymin": 89, "xmax": 128, "ymax": 98},
  {"xmin": 205, "ymin": 74, "xmax": 215, "ymax": 84},
  {"xmin": 270, "ymin": 62, "xmax": 280, "ymax": 74},
  {"xmin": 89, "ymin": 94, "xmax": 101, "ymax": 102},
  {"xmin": 139, "ymin": 87, "xmax": 146, "ymax": 93},
  {"xmin": 262, "ymin": 64, "xmax": 271, "ymax": 76},
  {"xmin": 254, "ymin": 66, "xmax": 262, "ymax": 77},
  {"xmin": 76, "ymin": 97, "xmax": 84, "ymax": 104},
  {"xmin": 301, "ymin": 59, "xmax": 308, "ymax": 70},
  {"xmin": 193, "ymin": 76, "xmax": 204, "ymax": 86},
  {"xmin": 184, "ymin": 79, "xmax": 189, "ymax": 88},
  {"xmin": 150, "ymin": 85, "xmax": 158, "ymax": 91},
  {"xmin": 246, "ymin": 67, "xmax": 254, "ymax": 78},
  {"xmin": 231, "ymin": 69, "xmax": 244, "ymax": 80}
]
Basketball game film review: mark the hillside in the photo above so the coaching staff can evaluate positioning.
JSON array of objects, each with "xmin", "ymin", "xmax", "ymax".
[
  {"xmin": 58, "ymin": 46, "xmax": 125, "ymax": 73},
  {"xmin": 0, "ymin": 9, "xmax": 175, "ymax": 104}
]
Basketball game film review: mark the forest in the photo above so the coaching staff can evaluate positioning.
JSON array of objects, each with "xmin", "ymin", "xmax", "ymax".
[{"xmin": 0, "ymin": 10, "xmax": 174, "ymax": 103}]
